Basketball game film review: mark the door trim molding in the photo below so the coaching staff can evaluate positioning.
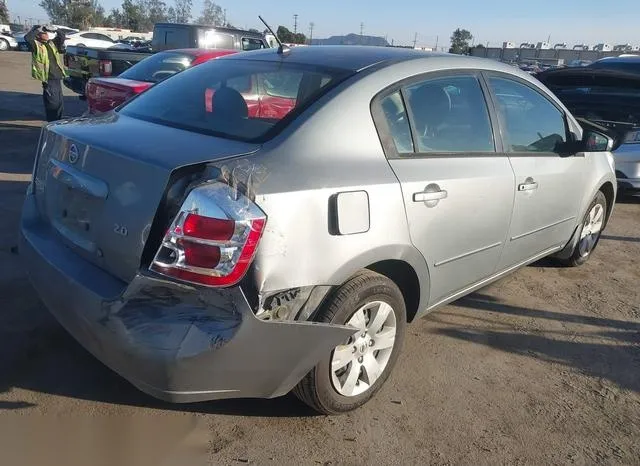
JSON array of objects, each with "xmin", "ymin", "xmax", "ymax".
[
  {"xmin": 434, "ymin": 241, "xmax": 502, "ymax": 267},
  {"xmin": 425, "ymin": 244, "xmax": 563, "ymax": 312},
  {"xmin": 510, "ymin": 216, "xmax": 576, "ymax": 242}
]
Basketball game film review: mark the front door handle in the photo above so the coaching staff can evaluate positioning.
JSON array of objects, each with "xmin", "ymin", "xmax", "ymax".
[
  {"xmin": 413, "ymin": 190, "xmax": 448, "ymax": 202},
  {"xmin": 518, "ymin": 178, "xmax": 539, "ymax": 191}
]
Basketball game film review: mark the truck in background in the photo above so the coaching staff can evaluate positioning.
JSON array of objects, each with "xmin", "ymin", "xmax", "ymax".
[{"xmin": 64, "ymin": 23, "xmax": 270, "ymax": 97}]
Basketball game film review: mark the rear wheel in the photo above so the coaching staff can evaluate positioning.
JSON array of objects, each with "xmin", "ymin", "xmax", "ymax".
[
  {"xmin": 293, "ymin": 270, "xmax": 406, "ymax": 414},
  {"xmin": 0, "ymin": 39, "xmax": 9, "ymax": 51},
  {"xmin": 561, "ymin": 191, "xmax": 607, "ymax": 267}
]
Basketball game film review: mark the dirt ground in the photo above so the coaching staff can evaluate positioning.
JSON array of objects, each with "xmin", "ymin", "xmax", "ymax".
[{"xmin": 0, "ymin": 51, "xmax": 639, "ymax": 465}]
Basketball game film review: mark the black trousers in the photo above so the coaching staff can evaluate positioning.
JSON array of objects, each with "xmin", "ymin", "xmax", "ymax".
[{"xmin": 42, "ymin": 79, "xmax": 64, "ymax": 122}]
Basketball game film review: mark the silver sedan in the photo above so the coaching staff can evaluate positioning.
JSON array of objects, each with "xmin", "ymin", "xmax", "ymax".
[{"xmin": 21, "ymin": 46, "xmax": 616, "ymax": 414}]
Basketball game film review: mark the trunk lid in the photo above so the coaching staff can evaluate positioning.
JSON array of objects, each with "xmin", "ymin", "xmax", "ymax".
[
  {"xmin": 87, "ymin": 78, "xmax": 153, "ymax": 113},
  {"xmin": 34, "ymin": 114, "xmax": 260, "ymax": 283}
]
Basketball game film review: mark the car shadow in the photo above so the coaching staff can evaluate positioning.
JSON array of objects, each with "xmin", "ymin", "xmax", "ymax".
[
  {"xmin": 0, "ymin": 90, "xmax": 86, "ymax": 123},
  {"xmin": 432, "ymin": 293, "xmax": 640, "ymax": 393},
  {"xmin": 617, "ymin": 192, "xmax": 640, "ymax": 204}
]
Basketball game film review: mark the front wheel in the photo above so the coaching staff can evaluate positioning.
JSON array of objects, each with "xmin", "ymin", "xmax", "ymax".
[
  {"xmin": 293, "ymin": 270, "xmax": 406, "ymax": 414},
  {"xmin": 0, "ymin": 39, "xmax": 9, "ymax": 51},
  {"xmin": 561, "ymin": 191, "xmax": 607, "ymax": 267}
]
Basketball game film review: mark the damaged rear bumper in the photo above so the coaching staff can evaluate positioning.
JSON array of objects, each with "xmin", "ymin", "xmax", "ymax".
[{"xmin": 20, "ymin": 194, "xmax": 354, "ymax": 403}]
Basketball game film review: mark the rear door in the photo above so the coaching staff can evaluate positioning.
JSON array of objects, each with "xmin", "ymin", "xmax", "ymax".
[
  {"xmin": 374, "ymin": 72, "xmax": 515, "ymax": 306},
  {"xmin": 485, "ymin": 74, "xmax": 586, "ymax": 269}
]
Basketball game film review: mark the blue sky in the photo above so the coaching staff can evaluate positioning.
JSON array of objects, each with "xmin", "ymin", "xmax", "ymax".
[{"xmin": 8, "ymin": 0, "xmax": 640, "ymax": 48}]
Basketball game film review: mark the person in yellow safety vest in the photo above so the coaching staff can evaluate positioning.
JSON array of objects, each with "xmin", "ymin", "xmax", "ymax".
[{"xmin": 25, "ymin": 24, "xmax": 68, "ymax": 122}]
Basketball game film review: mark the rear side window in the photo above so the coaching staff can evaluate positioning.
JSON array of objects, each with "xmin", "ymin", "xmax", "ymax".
[
  {"xmin": 380, "ymin": 91, "xmax": 414, "ymax": 154},
  {"xmin": 156, "ymin": 27, "xmax": 191, "ymax": 49},
  {"xmin": 120, "ymin": 52, "xmax": 195, "ymax": 83},
  {"xmin": 488, "ymin": 76, "xmax": 567, "ymax": 153},
  {"xmin": 120, "ymin": 59, "xmax": 352, "ymax": 142},
  {"xmin": 403, "ymin": 75, "xmax": 495, "ymax": 153}
]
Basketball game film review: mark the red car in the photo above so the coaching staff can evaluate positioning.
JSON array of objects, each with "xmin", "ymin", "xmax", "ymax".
[{"xmin": 86, "ymin": 49, "xmax": 237, "ymax": 114}]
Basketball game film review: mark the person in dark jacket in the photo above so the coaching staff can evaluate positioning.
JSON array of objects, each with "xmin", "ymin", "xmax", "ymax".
[{"xmin": 25, "ymin": 24, "xmax": 67, "ymax": 122}]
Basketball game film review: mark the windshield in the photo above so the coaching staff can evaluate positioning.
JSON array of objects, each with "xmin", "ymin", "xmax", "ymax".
[
  {"xmin": 120, "ymin": 59, "xmax": 352, "ymax": 142},
  {"xmin": 120, "ymin": 52, "xmax": 196, "ymax": 83}
]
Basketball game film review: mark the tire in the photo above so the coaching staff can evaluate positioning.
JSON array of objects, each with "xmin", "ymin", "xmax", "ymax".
[
  {"xmin": 293, "ymin": 270, "xmax": 407, "ymax": 415},
  {"xmin": 0, "ymin": 39, "xmax": 8, "ymax": 51},
  {"xmin": 560, "ymin": 191, "xmax": 607, "ymax": 267}
]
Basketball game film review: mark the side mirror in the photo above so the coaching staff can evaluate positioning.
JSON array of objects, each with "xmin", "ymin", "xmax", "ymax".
[
  {"xmin": 575, "ymin": 117, "xmax": 620, "ymax": 152},
  {"xmin": 583, "ymin": 129, "xmax": 614, "ymax": 152}
]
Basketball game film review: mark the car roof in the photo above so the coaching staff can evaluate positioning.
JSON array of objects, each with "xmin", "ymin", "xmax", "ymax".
[
  {"xmin": 154, "ymin": 23, "xmax": 265, "ymax": 37},
  {"xmin": 596, "ymin": 55, "xmax": 640, "ymax": 62},
  {"xmin": 164, "ymin": 48, "xmax": 237, "ymax": 58},
  {"xmin": 223, "ymin": 45, "xmax": 452, "ymax": 72}
]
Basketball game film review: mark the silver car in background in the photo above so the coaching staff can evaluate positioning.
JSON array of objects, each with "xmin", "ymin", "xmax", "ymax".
[{"xmin": 21, "ymin": 47, "xmax": 616, "ymax": 414}]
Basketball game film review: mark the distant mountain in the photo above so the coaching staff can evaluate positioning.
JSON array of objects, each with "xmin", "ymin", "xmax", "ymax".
[{"xmin": 311, "ymin": 33, "xmax": 389, "ymax": 47}]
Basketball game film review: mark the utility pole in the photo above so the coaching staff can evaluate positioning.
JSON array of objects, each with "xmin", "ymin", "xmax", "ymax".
[
  {"xmin": 293, "ymin": 14, "xmax": 298, "ymax": 34},
  {"xmin": 435, "ymin": 35, "xmax": 439, "ymax": 50},
  {"xmin": 223, "ymin": 9, "xmax": 227, "ymax": 27},
  {"xmin": 309, "ymin": 22, "xmax": 314, "ymax": 44},
  {"xmin": 413, "ymin": 32, "xmax": 418, "ymax": 48},
  {"xmin": 360, "ymin": 22, "xmax": 364, "ymax": 36}
]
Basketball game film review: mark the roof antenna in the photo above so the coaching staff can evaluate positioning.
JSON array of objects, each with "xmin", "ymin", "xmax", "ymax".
[{"xmin": 259, "ymin": 15, "xmax": 290, "ymax": 55}]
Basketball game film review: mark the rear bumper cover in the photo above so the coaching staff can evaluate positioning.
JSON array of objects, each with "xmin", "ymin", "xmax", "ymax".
[{"xmin": 20, "ymin": 194, "xmax": 353, "ymax": 402}]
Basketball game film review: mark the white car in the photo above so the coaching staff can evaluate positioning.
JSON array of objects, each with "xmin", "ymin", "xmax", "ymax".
[
  {"xmin": 65, "ymin": 31, "xmax": 117, "ymax": 49},
  {"xmin": 0, "ymin": 32, "xmax": 18, "ymax": 51}
]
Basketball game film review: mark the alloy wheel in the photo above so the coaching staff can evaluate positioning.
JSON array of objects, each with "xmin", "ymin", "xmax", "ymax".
[
  {"xmin": 578, "ymin": 203, "xmax": 604, "ymax": 257},
  {"xmin": 330, "ymin": 300, "xmax": 397, "ymax": 397}
]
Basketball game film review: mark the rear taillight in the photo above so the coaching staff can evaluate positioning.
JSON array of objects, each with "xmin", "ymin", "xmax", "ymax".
[
  {"xmin": 150, "ymin": 182, "xmax": 267, "ymax": 287},
  {"xmin": 99, "ymin": 59, "xmax": 113, "ymax": 76}
]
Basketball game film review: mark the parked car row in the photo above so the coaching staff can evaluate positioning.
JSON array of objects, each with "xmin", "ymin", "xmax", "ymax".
[
  {"xmin": 536, "ymin": 55, "xmax": 640, "ymax": 195},
  {"xmin": 21, "ymin": 44, "xmax": 618, "ymax": 415},
  {"xmin": 63, "ymin": 23, "xmax": 269, "ymax": 98}
]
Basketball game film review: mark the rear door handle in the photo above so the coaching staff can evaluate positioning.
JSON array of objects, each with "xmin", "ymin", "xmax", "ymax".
[
  {"xmin": 518, "ymin": 179, "xmax": 539, "ymax": 191},
  {"xmin": 413, "ymin": 189, "xmax": 448, "ymax": 202}
]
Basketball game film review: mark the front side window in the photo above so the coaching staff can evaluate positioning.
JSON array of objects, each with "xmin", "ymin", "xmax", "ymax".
[
  {"xmin": 404, "ymin": 75, "xmax": 495, "ymax": 153},
  {"xmin": 202, "ymin": 31, "xmax": 234, "ymax": 49},
  {"xmin": 488, "ymin": 76, "xmax": 568, "ymax": 153},
  {"xmin": 120, "ymin": 59, "xmax": 351, "ymax": 142}
]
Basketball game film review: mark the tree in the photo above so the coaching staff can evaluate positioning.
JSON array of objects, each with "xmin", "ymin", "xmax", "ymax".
[
  {"xmin": 0, "ymin": 1, "xmax": 9, "ymax": 24},
  {"xmin": 449, "ymin": 28, "xmax": 473, "ymax": 54},
  {"xmin": 173, "ymin": 0, "xmax": 192, "ymax": 23},
  {"xmin": 146, "ymin": 0, "xmax": 169, "ymax": 28},
  {"xmin": 120, "ymin": 0, "xmax": 145, "ymax": 31},
  {"xmin": 196, "ymin": 0, "xmax": 222, "ymax": 26},
  {"xmin": 104, "ymin": 7, "xmax": 124, "ymax": 27},
  {"xmin": 276, "ymin": 25, "xmax": 306, "ymax": 44},
  {"xmin": 39, "ymin": 0, "xmax": 105, "ymax": 29}
]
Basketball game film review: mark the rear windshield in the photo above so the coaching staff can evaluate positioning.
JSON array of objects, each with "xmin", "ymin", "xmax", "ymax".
[
  {"xmin": 120, "ymin": 52, "xmax": 196, "ymax": 83},
  {"xmin": 590, "ymin": 60, "xmax": 640, "ymax": 74},
  {"xmin": 120, "ymin": 59, "xmax": 352, "ymax": 142}
]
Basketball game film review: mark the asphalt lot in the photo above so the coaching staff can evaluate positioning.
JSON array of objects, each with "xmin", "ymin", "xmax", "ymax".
[{"xmin": 1, "ymin": 51, "xmax": 639, "ymax": 465}]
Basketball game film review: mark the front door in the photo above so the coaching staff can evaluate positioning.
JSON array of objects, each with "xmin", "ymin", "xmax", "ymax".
[
  {"xmin": 485, "ymin": 75, "xmax": 586, "ymax": 269},
  {"xmin": 374, "ymin": 73, "xmax": 515, "ymax": 306}
]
